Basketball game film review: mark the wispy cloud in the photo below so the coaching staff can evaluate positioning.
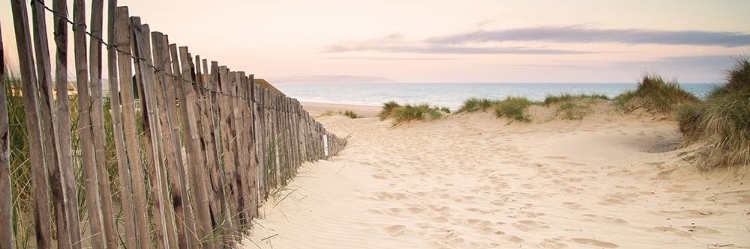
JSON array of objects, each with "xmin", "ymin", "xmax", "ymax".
[
  {"xmin": 323, "ymin": 33, "xmax": 590, "ymax": 55},
  {"xmin": 328, "ymin": 56, "xmax": 458, "ymax": 61},
  {"xmin": 324, "ymin": 44, "xmax": 589, "ymax": 54},
  {"xmin": 429, "ymin": 26, "xmax": 750, "ymax": 47}
]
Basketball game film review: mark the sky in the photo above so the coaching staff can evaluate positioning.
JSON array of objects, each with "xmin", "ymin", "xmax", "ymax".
[{"xmin": 2, "ymin": 0, "xmax": 750, "ymax": 83}]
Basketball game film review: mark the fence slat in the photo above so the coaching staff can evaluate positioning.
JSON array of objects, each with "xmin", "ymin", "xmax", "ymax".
[
  {"xmin": 87, "ymin": 1, "xmax": 119, "ymax": 247},
  {"xmin": 208, "ymin": 62, "xmax": 234, "ymax": 246},
  {"xmin": 108, "ymin": 2, "xmax": 139, "ymax": 249},
  {"xmin": 176, "ymin": 46, "xmax": 212, "ymax": 247},
  {"xmin": 131, "ymin": 18, "xmax": 171, "ymax": 249},
  {"xmin": 115, "ymin": 7, "xmax": 151, "ymax": 248},
  {"xmin": 0, "ymin": 20, "xmax": 13, "ymax": 249},
  {"xmin": 73, "ymin": 0, "xmax": 111, "ymax": 247},
  {"xmin": 52, "ymin": 0, "xmax": 84, "ymax": 248},
  {"xmin": 167, "ymin": 42, "xmax": 201, "ymax": 248},
  {"xmin": 11, "ymin": 1, "xmax": 54, "ymax": 248},
  {"xmin": 152, "ymin": 34, "xmax": 194, "ymax": 249},
  {"xmin": 29, "ymin": 1, "xmax": 72, "ymax": 248}
]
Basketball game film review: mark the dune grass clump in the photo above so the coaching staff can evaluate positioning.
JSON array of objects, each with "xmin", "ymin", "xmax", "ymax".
[
  {"xmin": 378, "ymin": 101, "xmax": 445, "ymax": 124},
  {"xmin": 494, "ymin": 96, "xmax": 534, "ymax": 122},
  {"xmin": 342, "ymin": 110, "xmax": 359, "ymax": 119},
  {"xmin": 543, "ymin": 93, "xmax": 608, "ymax": 105},
  {"xmin": 391, "ymin": 104, "xmax": 444, "ymax": 123},
  {"xmin": 544, "ymin": 93, "xmax": 609, "ymax": 120},
  {"xmin": 457, "ymin": 98, "xmax": 496, "ymax": 113},
  {"xmin": 377, "ymin": 101, "xmax": 402, "ymax": 120},
  {"xmin": 677, "ymin": 57, "xmax": 750, "ymax": 169},
  {"xmin": 615, "ymin": 74, "xmax": 698, "ymax": 113},
  {"xmin": 435, "ymin": 106, "xmax": 451, "ymax": 114}
]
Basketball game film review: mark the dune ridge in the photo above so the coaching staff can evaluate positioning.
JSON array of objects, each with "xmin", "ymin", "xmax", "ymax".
[{"xmin": 242, "ymin": 103, "xmax": 749, "ymax": 249}]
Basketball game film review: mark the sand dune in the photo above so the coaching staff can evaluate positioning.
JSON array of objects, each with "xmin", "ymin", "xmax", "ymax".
[{"xmin": 242, "ymin": 103, "xmax": 750, "ymax": 249}]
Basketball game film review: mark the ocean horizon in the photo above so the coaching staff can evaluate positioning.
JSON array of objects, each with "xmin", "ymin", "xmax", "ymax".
[{"xmin": 275, "ymin": 83, "xmax": 716, "ymax": 111}]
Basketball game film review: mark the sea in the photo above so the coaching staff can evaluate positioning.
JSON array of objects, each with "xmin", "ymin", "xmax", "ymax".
[{"xmin": 275, "ymin": 83, "xmax": 717, "ymax": 111}]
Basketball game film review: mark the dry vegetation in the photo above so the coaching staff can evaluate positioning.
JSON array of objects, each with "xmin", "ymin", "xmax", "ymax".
[
  {"xmin": 677, "ymin": 58, "xmax": 750, "ymax": 170},
  {"xmin": 614, "ymin": 74, "xmax": 698, "ymax": 114}
]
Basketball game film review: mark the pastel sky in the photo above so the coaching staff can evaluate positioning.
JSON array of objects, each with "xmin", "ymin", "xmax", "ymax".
[{"xmin": 2, "ymin": 0, "xmax": 750, "ymax": 83}]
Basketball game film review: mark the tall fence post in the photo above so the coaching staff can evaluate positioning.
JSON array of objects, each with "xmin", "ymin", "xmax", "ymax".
[
  {"xmin": 87, "ymin": 1, "xmax": 119, "ymax": 246},
  {"xmin": 30, "ymin": 1, "xmax": 73, "ymax": 248},
  {"xmin": 115, "ymin": 7, "xmax": 152, "ymax": 248},
  {"xmin": 11, "ymin": 0, "xmax": 54, "ymax": 247},
  {"xmin": 0, "ymin": 19, "xmax": 13, "ymax": 249},
  {"xmin": 108, "ymin": 2, "xmax": 139, "ymax": 249}
]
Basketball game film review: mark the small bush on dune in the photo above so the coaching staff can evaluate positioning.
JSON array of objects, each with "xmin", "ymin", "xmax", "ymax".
[
  {"xmin": 615, "ymin": 74, "xmax": 698, "ymax": 113},
  {"xmin": 678, "ymin": 57, "xmax": 750, "ymax": 169},
  {"xmin": 438, "ymin": 107, "xmax": 451, "ymax": 114},
  {"xmin": 378, "ymin": 101, "xmax": 401, "ymax": 120},
  {"xmin": 543, "ymin": 93, "xmax": 608, "ymax": 106},
  {"xmin": 391, "ymin": 104, "xmax": 444, "ymax": 123},
  {"xmin": 378, "ymin": 101, "xmax": 444, "ymax": 124},
  {"xmin": 494, "ymin": 97, "xmax": 534, "ymax": 122},
  {"xmin": 457, "ymin": 98, "xmax": 495, "ymax": 113},
  {"xmin": 544, "ymin": 93, "xmax": 608, "ymax": 120},
  {"xmin": 342, "ymin": 110, "xmax": 359, "ymax": 119}
]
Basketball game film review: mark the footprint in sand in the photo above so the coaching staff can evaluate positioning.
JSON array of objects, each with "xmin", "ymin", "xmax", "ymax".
[
  {"xmin": 502, "ymin": 235, "xmax": 525, "ymax": 244},
  {"xmin": 540, "ymin": 237, "xmax": 568, "ymax": 248},
  {"xmin": 512, "ymin": 220, "xmax": 550, "ymax": 232},
  {"xmin": 562, "ymin": 201, "xmax": 584, "ymax": 210},
  {"xmin": 571, "ymin": 238, "xmax": 618, "ymax": 248},
  {"xmin": 383, "ymin": 225, "xmax": 406, "ymax": 237}
]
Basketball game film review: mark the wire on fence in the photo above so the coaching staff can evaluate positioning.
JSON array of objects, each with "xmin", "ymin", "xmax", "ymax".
[{"xmin": 30, "ymin": 0, "xmax": 252, "ymax": 100}]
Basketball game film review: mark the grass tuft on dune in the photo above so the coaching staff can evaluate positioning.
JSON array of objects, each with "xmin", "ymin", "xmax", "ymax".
[
  {"xmin": 377, "ymin": 101, "xmax": 401, "ymax": 121},
  {"xmin": 544, "ymin": 93, "xmax": 609, "ymax": 120},
  {"xmin": 494, "ymin": 97, "xmax": 534, "ymax": 122},
  {"xmin": 677, "ymin": 57, "xmax": 750, "ymax": 170},
  {"xmin": 457, "ymin": 98, "xmax": 496, "ymax": 113},
  {"xmin": 378, "ymin": 101, "xmax": 444, "ymax": 124},
  {"xmin": 615, "ymin": 74, "xmax": 698, "ymax": 114}
]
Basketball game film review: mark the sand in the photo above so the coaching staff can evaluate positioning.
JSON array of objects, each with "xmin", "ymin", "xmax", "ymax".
[
  {"xmin": 242, "ymin": 102, "xmax": 750, "ymax": 249},
  {"xmin": 300, "ymin": 101, "xmax": 381, "ymax": 118}
]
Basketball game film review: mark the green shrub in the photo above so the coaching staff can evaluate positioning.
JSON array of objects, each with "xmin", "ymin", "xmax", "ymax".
[
  {"xmin": 377, "ymin": 101, "xmax": 401, "ymax": 120},
  {"xmin": 494, "ymin": 97, "xmax": 533, "ymax": 122},
  {"xmin": 615, "ymin": 74, "xmax": 698, "ymax": 113},
  {"xmin": 677, "ymin": 57, "xmax": 750, "ymax": 169},
  {"xmin": 457, "ymin": 98, "xmax": 495, "ymax": 113}
]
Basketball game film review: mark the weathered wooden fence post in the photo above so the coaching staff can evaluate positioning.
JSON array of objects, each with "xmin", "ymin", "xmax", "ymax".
[
  {"xmin": 87, "ymin": 1, "xmax": 119, "ymax": 247},
  {"xmin": 0, "ymin": 19, "xmax": 13, "ymax": 249},
  {"xmin": 108, "ymin": 2, "xmax": 139, "ymax": 249},
  {"xmin": 11, "ymin": 1, "xmax": 54, "ymax": 247},
  {"xmin": 115, "ymin": 6, "xmax": 151, "ymax": 248}
]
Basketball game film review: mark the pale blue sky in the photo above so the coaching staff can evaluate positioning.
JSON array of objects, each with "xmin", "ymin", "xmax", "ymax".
[{"xmin": 2, "ymin": 0, "xmax": 749, "ymax": 83}]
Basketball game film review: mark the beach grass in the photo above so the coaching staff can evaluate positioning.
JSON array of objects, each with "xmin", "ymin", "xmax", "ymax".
[
  {"xmin": 378, "ymin": 101, "xmax": 444, "ymax": 124},
  {"xmin": 494, "ymin": 97, "xmax": 534, "ymax": 122},
  {"xmin": 544, "ymin": 93, "xmax": 608, "ymax": 120},
  {"xmin": 342, "ymin": 110, "xmax": 359, "ymax": 119},
  {"xmin": 457, "ymin": 98, "xmax": 495, "ymax": 113},
  {"xmin": 615, "ymin": 74, "xmax": 698, "ymax": 113},
  {"xmin": 543, "ymin": 93, "xmax": 608, "ymax": 105},
  {"xmin": 677, "ymin": 57, "xmax": 750, "ymax": 169},
  {"xmin": 377, "ymin": 101, "xmax": 402, "ymax": 121},
  {"xmin": 391, "ymin": 104, "xmax": 444, "ymax": 123}
]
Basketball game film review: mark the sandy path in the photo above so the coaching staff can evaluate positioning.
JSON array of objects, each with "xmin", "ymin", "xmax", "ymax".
[{"xmin": 242, "ymin": 112, "xmax": 750, "ymax": 249}]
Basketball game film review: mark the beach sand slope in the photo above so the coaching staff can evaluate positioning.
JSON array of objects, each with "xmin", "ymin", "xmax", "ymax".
[{"xmin": 242, "ymin": 107, "xmax": 750, "ymax": 249}]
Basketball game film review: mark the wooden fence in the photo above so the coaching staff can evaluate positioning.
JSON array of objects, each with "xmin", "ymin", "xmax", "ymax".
[{"xmin": 1, "ymin": 0, "xmax": 347, "ymax": 248}]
